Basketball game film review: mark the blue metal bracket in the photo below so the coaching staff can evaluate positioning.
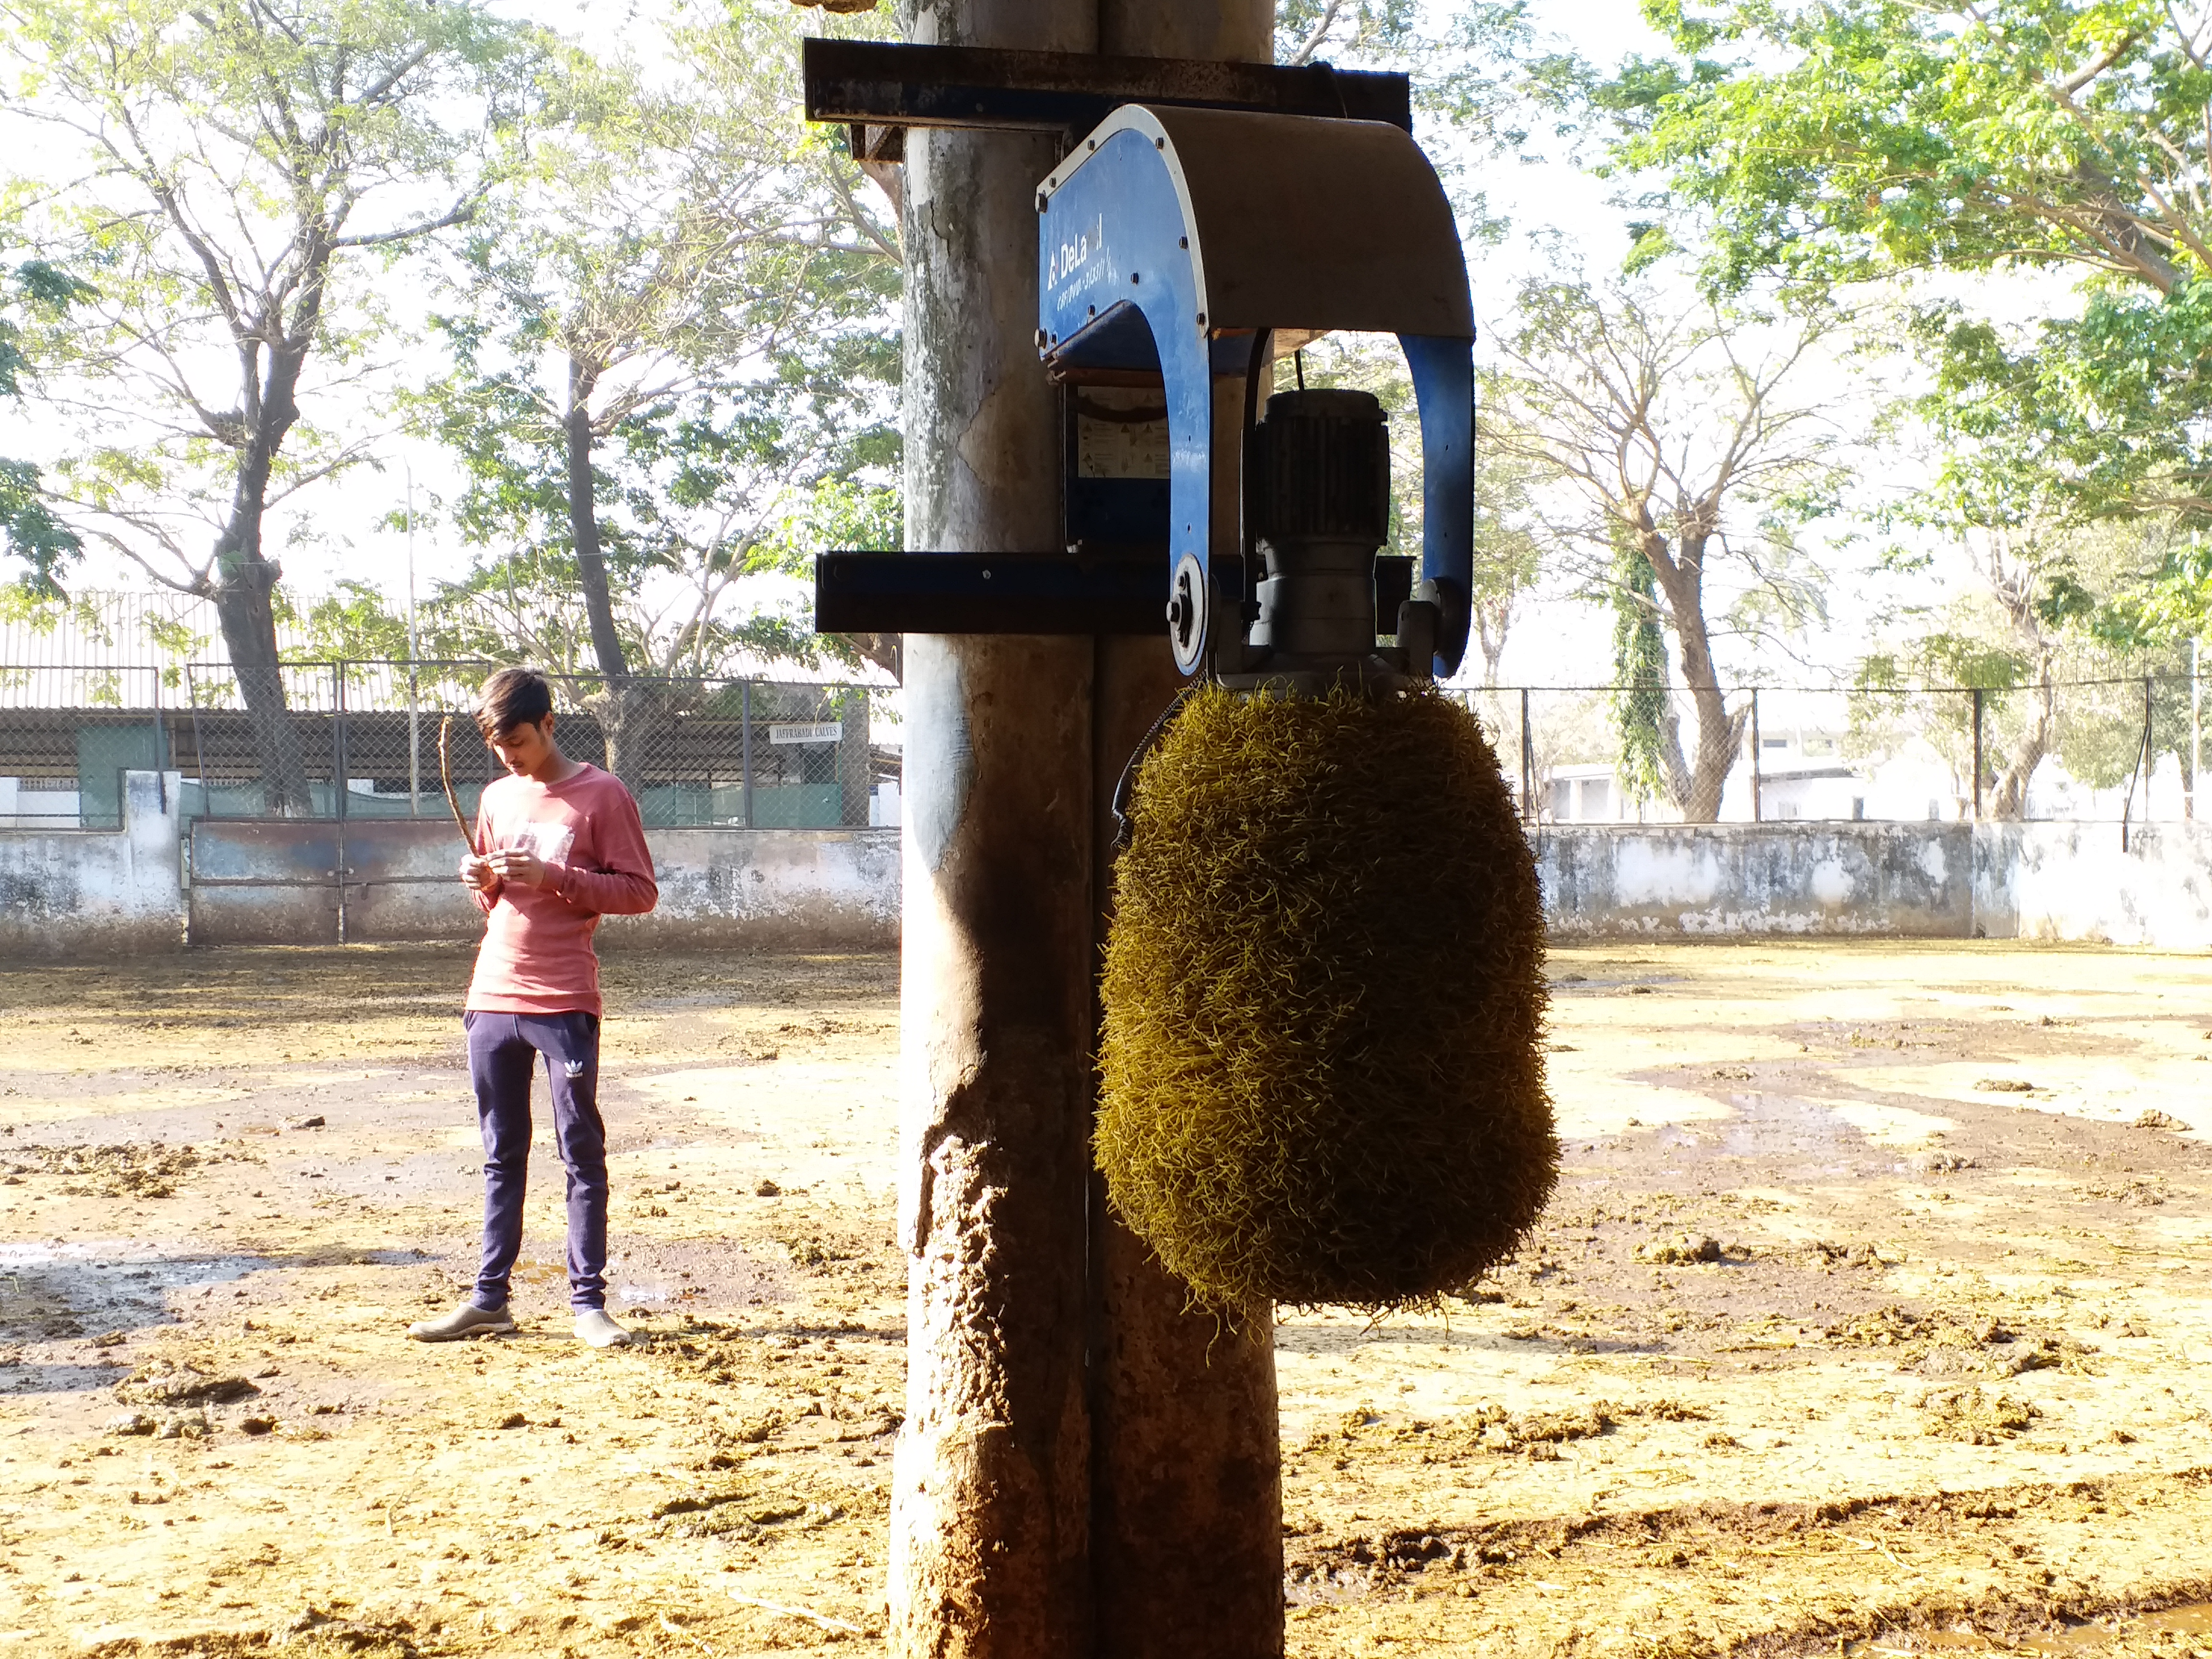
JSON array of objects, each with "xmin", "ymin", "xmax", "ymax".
[{"xmin": 1037, "ymin": 105, "xmax": 1476, "ymax": 676}]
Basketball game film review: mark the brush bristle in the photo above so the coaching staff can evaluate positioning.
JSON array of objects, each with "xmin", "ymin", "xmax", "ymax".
[{"xmin": 1097, "ymin": 682, "xmax": 1556, "ymax": 1312}]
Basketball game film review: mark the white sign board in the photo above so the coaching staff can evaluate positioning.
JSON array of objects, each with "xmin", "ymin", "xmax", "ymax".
[{"xmin": 769, "ymin": 722, "xmax": 843, "ymax": 746}]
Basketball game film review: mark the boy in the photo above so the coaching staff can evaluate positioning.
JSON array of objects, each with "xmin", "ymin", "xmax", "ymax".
[{"xmin": 408, "ymin": 668, "xmax": 659, "ymax": 1349}]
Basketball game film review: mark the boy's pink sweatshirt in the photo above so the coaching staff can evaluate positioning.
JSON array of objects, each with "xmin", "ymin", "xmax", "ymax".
[{"xmin": 465, "ymin": 762, "xmax": 658, "ymax": 1018}]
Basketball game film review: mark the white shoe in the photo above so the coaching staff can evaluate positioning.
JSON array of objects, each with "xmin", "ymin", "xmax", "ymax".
[
  {"xmin": 408, "ymin": 1303, "xmax": 515, "ymax": 1342},
  {"xmin": 575, "ymin": 1309, "xmax": 632, "ymax": 1348}
]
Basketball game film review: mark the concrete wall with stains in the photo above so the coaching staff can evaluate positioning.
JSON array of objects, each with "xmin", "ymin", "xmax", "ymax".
[
  {"xmin": 15, "ymin": 781, "xmax": 2212, "ymax": 954},
  {"xmin": 1538, "ymin": 823, "xmax": 1976, "ymax": 939},
  {"xmin": 0, "ymin": 769, "xmax": 183, "ymax": 957},
  {"xmin": 0, "ymin": 772, "xmax": 900, "ymax": 954},
  {"xmin": 185, "ymin": 817, "xmax": 902, "ymax": 950},
  {"xmin": 1540, "ymin": 820, "xmax": 2212, "ymax": 948},
  {"xmin": 1975, "ymin": 821, "xmax": 2212, "ymax": 951},
  {"xmin": 601, "ymin": 825, "xmax": 901, "ymax": 951}
]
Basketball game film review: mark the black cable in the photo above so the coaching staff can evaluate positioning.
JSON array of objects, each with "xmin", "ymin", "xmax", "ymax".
[{"xmin": 1239, "ymin": 326, "xmax": 1274, "ymax": 616}]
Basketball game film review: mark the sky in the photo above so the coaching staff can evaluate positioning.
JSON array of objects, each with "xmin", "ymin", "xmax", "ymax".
[{"xmin": 1, "ymin": 0, "xmax": 2012, "ymax": 695}]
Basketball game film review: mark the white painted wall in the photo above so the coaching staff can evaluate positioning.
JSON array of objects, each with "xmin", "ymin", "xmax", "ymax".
[
  {"xmin": 1976, "ymin": 821, "xmax": 2212, "ymax": 950},
  {"xmin": 1548, "ymin": 819, "xmax": 2212, "ymax": 949},
  {"xmin": 0, "ymin": 769, "xmax": 182, "ymax": 955}
]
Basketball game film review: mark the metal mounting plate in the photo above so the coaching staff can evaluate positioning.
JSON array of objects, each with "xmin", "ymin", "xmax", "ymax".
[
  {"xmin": 802, "ymin": 38, "xmax": 1411, "ymax": 136},
  {"xmin": 817, "ymin": 551, "xmax": 1167, "ymax": 636}
]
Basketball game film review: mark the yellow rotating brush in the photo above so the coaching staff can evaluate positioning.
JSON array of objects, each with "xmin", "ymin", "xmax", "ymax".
[{"xmin": 1096, "ymin": 389, "xmax": 1556, "ymax": 1314}]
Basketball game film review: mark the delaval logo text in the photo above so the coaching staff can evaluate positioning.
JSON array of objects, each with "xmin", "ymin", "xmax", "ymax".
[{"xmin": 1048, "ymin": 213, "xmax": 1109, "ymax": 306}]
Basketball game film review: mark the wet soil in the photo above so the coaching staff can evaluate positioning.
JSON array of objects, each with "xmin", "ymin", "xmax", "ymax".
[{"xmin": 0, "ymin": 942, "xmax": 2207, "ymax": 1656}]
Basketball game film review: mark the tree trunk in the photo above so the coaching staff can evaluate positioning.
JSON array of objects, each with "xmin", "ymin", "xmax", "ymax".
[
  {"xmin": 891, "ymin": 0, "xmax": 1098, "ymax": 1652},
  {"xmin": 1988, "ymin": 679, "xmax": 2055, "ymax": 819},
  {"xmin": 1474, "ymin": 601, "xmax": 1509, "ymax": 686},
  {"xmin": 840, "ymin": 687, "xmax": 871, "ymax": 826},
  {"xmin": 1645, "ymin": 529, "xmax": 1744, "ymax": 822},
  {"xmin": 212, "ymin": 277, "xmax": 324, "ymax": 817},
  {"xmin": 565, "ymin": 353, "xmax": 631, "ymax": 687},
  {"xmin": 565, "ymin": 353, "xmax": 650, "ymax": 786},
  {"xmin": 212, "ymin": 558, "xmax": 313, "ymax": 817}
]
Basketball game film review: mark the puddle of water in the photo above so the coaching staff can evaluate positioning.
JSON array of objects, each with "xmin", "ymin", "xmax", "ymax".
[
  {"xmin": 1841, "ymin": 1600, "xmax": 2212, "ymax": 1655},
  {"xmin": 2024, "ymin": 1601, "xmax": 2212, "ymax": 1655},
  {"xmin": 1715, "ymin": 1090, "xmax": 1873, "ymax": 1178},
  {"xmin": 0, "ymin": 1241, "xmax": 277, "ymax": 1345}
]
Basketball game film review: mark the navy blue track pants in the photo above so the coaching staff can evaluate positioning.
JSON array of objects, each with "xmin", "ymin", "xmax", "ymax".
[{"xmin": 462, "ymin": 1010, "xmax": 608, "ymax": 1312}]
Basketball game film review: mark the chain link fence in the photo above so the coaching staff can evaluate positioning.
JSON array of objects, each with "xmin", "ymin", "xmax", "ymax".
[
  {"xmin": 1457, "ymin": 675, "xmax": 2210, "ymax": 829},
  {"xmin": 7, "ymin": 660, "xmax": 2203, "ymax": 833},
  {"xmin": 0, "ymin": 661, "xmax": 901, "ymax": 832}
]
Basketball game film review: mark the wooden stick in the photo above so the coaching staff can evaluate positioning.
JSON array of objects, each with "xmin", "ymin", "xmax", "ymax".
[
  {"xmin": 722, "ymin": 1589, "xmax": 863, "ymax": 1636},
  {"xmin": 437, "ymin": 715, "xmax": 477, "ymax": 856}
]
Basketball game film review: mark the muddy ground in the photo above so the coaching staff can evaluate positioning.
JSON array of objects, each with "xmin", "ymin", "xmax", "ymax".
[{"xmin": 0, "ymin": 941, "xmax": 2209, "ymax": 1657}]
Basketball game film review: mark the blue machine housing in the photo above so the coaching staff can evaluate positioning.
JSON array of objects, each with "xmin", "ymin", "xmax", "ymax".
[{"xmin": 1037, "ymin": 104, "xmax": 1476, "ymax": 677}]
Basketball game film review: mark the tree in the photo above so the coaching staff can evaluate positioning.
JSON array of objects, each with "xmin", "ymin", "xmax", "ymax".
[
  {"xmin": 1469, "ymin": 443, "xmax": 1544, "ymax": 685},
  {"xmin": 411, "ymin": 1, "xmax": 899, "ymax": 780},
  {"xmin": 0, "ymin": 255, "xmax": 88, "ymax": 592},
  {"xmin": 1854, "ymin": 521, "xmax": 2196, "ymax": 817},
  {"xmin": 1609, "ymin": 534, "xmax": 1671, "ymax": 804},
  {"xmin": 1607, "ymin": 0, "xmax": 2212, "ymax": 532},
  {"xmin": 0, "ymin": 0, "xmax": 542, "ymax": 811},
  {"xmin": 1614, "ymin": 0, "xmax": 2212, "ymax": 300},
  {"xmin": 1858, "ymin": 362, "xmax": 2200, "ymax": 817},
  {"xmin": 1487, "ymin": 275, "xmax": 1844, "ymax": 820}
]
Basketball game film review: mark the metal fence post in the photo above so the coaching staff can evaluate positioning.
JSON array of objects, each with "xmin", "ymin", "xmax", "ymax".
[
  {"xmin": 188, "ymin": 663, "xmax": 206, "ymax": 803},
  {"xmin": 1519, "ymin": 686, "xmax": 1534, "ymax": 824},
  {"xmin": 1749, "ymin": 689, "xmax": 1761, "ymax": 823},
  {"xmin": 1972, "ymin": 687, "xmax": 1985, "ymax": 821},
  {"xmin": 741, "ymin": 679, "xmax": 755, "ymax": 830},
  {"xmin": 2144, "ymin": 672, "xmax": 2156, "ymax": 824},
  {"xmin": 334, "ymin": 661, "xmax": 349, "ymax": 945}
]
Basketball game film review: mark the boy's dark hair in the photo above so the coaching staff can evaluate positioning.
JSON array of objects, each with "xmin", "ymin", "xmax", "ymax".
[{"xmin": 476, "ymin": 667, "xmax": 555, "ymax": 735}]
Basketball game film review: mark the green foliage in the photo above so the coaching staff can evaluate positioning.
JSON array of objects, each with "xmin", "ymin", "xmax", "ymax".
[
  {"xmin": 1615, "ymin": 0, "xmax": 2212, "ymax": 299},
  {"xmin": 1, "ymin": 0, "xmax": 547, "ymax": 596},
  {"xmin": 0, "ymin": 458, "xmax": 79, "ymax": 596},
  {"xmin": 0, "ymin": 258, "xmax": 92, "ymax": 592},
  {"xmin": 275, "ymin": 581, "xmax": 415, "ymax": 662},
  {"xmin": 408, "ymin": 1, "xmax": 899, "ymax": 679},
  {"xmin": 1609, "ymin": 537, "xmax": 1670, "ymax": 803},
  {"xmin": 1610, "ymin": 0, "xmax": 2212, "ymax": 611},
  {"xmin": 1900, "ymin": 287, "xmax": 2212, "ymax": 535}
]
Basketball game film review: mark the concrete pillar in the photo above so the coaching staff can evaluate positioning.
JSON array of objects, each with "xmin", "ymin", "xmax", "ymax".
[
  {"xmin": 890, "ymin": 1, "xmax": 1098, "ymax": 1656},
  {"xmin": 1087, "ymin": 9, "xmax": 1282, "ymax": 1659}
]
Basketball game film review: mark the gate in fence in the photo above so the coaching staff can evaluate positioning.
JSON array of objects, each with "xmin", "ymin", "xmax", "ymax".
[{"xmin": 185, "ymin": 816, "xmax": 480, "ymax": 945}]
